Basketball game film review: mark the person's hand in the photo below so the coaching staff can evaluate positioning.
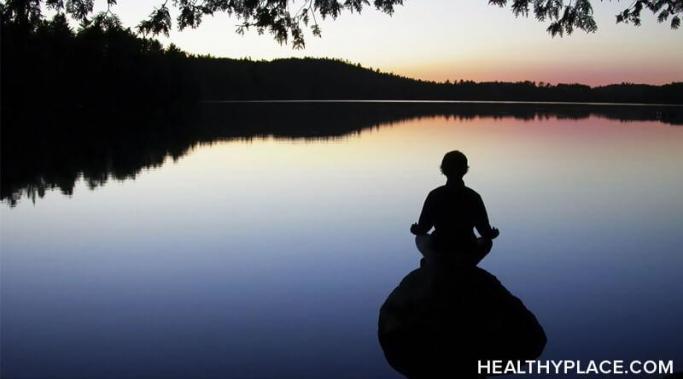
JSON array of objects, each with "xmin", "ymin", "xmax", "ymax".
[
  {"xmin": 490, "ymin": 227, "xmax": 500, "ymax": 239},
  {"xmin": 410, "ymin": 223, "xmax": 420, "ymax": 235}
]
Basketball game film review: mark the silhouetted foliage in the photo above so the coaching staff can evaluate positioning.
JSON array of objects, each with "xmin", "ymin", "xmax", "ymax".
[
  {"xmin": 189, "ymin": 57, "xmax": 683, "ymax": 104},
  {"xmin": 1, "ymin": 11, "xmax": 198, "ymax": 121},
  {"xmin": 0, "ymin": 0, "xmax": 680, "ymax": 48},
  {"xmin": 3, "ymin": 12, "xmax": 682, "ymax": 120},
  {"xmin": 3, "ymin": 10, "xmax": 683, "ymax": 207},
  {"xmin": 489, "ymin": 0, "xmax": 682, "ymax": 35}
]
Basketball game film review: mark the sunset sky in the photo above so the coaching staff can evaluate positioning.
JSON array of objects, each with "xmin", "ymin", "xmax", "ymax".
[{"xmin": 97, "ymin": 0, "xmax": 682, "ymax": 85}]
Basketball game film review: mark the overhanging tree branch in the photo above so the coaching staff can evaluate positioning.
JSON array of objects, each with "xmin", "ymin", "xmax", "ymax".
[{"xmin": 1, "ymin": 0, "xmax": 680, "ymax": 47}]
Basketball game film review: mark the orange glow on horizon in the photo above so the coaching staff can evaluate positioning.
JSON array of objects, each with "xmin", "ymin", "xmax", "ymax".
[
  {"xmin": 88, "ymin": 0, "xmax": 683, "ymax": 86},
  {"xmin": 389, "ymin": 60, "xmax": 683, "ymax": 86}
]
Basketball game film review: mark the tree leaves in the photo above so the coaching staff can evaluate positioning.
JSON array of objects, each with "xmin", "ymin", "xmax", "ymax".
[
  {"xmin": 492, "ymin": 0, "xmax": 680, "ymax": 35},
  {"xmin": 615, "ymin": 0, "xmax": 683, "ymax": 28},
  {"xmin": 493, "ymin": 0, "xmax": 597, "ymax": 35},
  {"xmin": 65, "ymin": 0, "xmax": 93, "ymax": 20},
  {"xmin": 90, "ymin": 11, "xmax": 121, "ymax": 31},
  {"xmin": 672, "ymin": 15, "xmax": 681, "ymax": 28},
  {"xmin": 137, "ymin": 5, "xmax": 171, "ymax": 36},
  {"xmin": 1, "ymin": 0, "xmax": 681, "ymax": 47}
]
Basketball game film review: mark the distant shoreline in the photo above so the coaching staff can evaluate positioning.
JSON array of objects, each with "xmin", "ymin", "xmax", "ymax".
[{"xmin": 201, "ymin": 99, "xmax": 683, "ymax": 107}]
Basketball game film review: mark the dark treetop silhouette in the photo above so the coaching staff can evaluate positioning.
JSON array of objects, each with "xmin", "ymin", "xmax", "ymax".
[
  {"xmin": 3, "ymin": 12, "xmax": 683, "ymax": 127},
  {"xmin": 1, "ymin": 0, "xmax": 680, "ymax": 48},
  {"xmin": 410, "ymin": 151, "xmax": 500, "ymax": 266}
]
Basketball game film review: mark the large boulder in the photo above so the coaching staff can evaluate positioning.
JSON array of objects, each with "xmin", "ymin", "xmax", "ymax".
[{"xmin": 378, "ymin": 260, "xmax": 546, "ymax": 378}]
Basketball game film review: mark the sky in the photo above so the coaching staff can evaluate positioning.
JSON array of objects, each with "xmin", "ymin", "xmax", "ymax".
[{"xmin": 92, "ymin": 0, "xmax": 682, "ymax": 85}]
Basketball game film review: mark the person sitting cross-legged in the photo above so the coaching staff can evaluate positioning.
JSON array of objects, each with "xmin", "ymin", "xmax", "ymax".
[{"xmin": 410, "ymin": 150, "xmax": 499, "ymax": 266}]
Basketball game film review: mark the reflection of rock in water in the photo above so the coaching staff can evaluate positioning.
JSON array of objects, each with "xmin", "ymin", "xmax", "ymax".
[{"xmin": 378, "ymin": 260, "xmax": 546, "ymax": 379}]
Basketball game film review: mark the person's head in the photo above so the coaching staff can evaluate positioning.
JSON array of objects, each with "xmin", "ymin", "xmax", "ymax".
[{"xmin": 440, "ymin": 150, "xmax": 469, "ymax": 178}]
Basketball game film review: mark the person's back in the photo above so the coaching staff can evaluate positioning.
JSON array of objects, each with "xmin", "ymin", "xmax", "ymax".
[
  {"xmin": 411, "ymin": 151, "xmax": 499, "ymax": 264},
  {"xmin": 419, "ymin": 180, "xmax": 488, "ymax": 253}
]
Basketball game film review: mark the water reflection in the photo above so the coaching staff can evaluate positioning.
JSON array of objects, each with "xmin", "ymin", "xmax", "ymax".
[
  {"xmin": 379, "ymin": 253, "xmax": 546, "ymax": 379},
  {"xmin": 2, "ymin": 101, "xmax": 681, "ymax": 206},
  {"xmin": 2, "ymin": 103, "xmax": 682, "ymax": 378}
]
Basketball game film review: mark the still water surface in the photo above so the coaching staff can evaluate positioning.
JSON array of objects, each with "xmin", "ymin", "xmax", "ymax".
[{"xmin": 2, "ymin": 104, "xmax": 683, "ymax": 378}]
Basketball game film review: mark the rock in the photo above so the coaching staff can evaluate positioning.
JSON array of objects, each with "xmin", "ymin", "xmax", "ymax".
[{"xmin": 378, "ymin": 260, "xmax": 547, "ymax": 379}]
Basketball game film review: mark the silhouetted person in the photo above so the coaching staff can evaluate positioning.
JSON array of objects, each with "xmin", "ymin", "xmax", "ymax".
[{"xmin": 410, "ymin": 151, "xmax": 499, "ymax": 265}]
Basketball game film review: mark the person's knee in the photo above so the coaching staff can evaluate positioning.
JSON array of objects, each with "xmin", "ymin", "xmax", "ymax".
[
  {"xmin": 415, "ymin": 234, "xmax": 433, "ymax": 257},
  {"xmin": 478, "ymin": 238, "xmax": 493, "ymax": 251}
]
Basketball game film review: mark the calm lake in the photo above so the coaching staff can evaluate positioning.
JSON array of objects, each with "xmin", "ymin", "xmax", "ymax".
[{"xmin": 2, "ymin": 102, "xmax": 682, "ymax": 378}]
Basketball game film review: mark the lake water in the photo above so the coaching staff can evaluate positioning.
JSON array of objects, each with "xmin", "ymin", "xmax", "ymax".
[{"xmin": 2, "ymin": 102, "xmax": 683, "ymax": 378}]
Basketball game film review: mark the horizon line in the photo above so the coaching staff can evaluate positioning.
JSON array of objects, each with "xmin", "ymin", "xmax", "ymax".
[
  {"xmin": 190, "ymin": 56, "xmax": 683, "ymax": 88},
  {"xmin": 201, "ymin": 100, "xmax": 683, "ymax": 107}
]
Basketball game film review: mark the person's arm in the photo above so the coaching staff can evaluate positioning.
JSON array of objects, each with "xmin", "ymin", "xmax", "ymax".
[
  {"xmin": 474, "ymin": 193, "xmax": 499, "ymax": 239},
  {"xmin": 410, "ymin": 192, "xmax": 434, "ymax": 235}
]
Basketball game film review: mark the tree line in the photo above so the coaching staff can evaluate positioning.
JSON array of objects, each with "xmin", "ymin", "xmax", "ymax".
[
  {"xmin": 191, "ymin": 57, "xmax": 683, "ymax": 104},
  {"xmin": 3, "ymin": 14, "xmax": 682, "ymax": 122}
]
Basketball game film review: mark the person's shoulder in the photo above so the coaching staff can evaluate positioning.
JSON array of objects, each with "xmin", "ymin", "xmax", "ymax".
[
  {"xmin": 463, "ymin": 185, "xmax": 482, "ymax": 199},
  {"xmin": 426, "ymin": 185, "xmax": 448, "ymax": 199},
  {"xmin": 429, "ymin": 185, "xmax": 448, "ymax": 195}
]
